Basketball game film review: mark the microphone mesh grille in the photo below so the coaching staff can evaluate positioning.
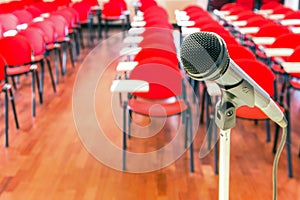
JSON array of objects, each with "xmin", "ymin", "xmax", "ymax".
[{"xmin": 180, "ymin": 32, "xmax": 222, "ymax": 76}]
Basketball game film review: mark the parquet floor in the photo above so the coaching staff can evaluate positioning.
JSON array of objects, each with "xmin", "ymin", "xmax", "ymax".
[{"xmin": 0, "ymin": 27, "xmax": 299, "ymax": 200}]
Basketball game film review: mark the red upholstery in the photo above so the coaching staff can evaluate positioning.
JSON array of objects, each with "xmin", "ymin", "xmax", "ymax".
[
  {"xmin": 18, "ymin": 27, "xmax": 46, "ymax": 56},
  {"xmin": 0, "ymin": 14, "xmax": 19, "ymax": 32},
  {"xmin": 0, "ymin": 35, "xmax": 32, "ymax": 68},
  {"xmin": 71, "ymin": 2, "xmax": 91, "ymax": 23},
  {"xmin": 129, "ymin": 63, "xmax": 182, "ymax": 99},
  {"xmin": 25, "ymin": 6, "xmax": 43, "ymax": 18},
  {"xmin": 235, "ymin": 59, "xmax": 278, "ymax": 119},
  {"xmin": 134, "ymin": 48, "xmax": 178, "ymax": 68},
  {"xmin": 254, "ymin": 23, "xmax": 291, "ymax": 37},
  {"xmin": 227, "ymin": 44, "xmax": 256, "ymax": 61},
  {"xmin": 12, "ymin": 9, "xmax": 33, "ymax": 24}
]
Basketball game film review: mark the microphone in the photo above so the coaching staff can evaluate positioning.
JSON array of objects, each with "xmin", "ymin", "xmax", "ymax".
[{"xmin": 180, "ymin": 32, "xmax": 287, "ymax": 128}]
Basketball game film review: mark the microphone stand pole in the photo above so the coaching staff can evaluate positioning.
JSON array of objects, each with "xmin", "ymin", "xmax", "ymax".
[{"xmin": 214, "ymin": 97, "xmax": 237, "ymax": 200}]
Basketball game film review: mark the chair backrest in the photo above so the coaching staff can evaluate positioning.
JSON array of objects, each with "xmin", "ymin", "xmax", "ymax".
[
  {"xmin": 234, "ymin": 59, "xmax": 275, "ymax": 96},
  {"xmin": 245, "ymin": 17, "xmax": 275, "ymax": 27},
  {"xmin": 71, "ymin": 2, "xmax": 91, "ymax": 22},
  {"xmin": 0, "ymin": 14, "xmax": 19, "ymax": 32},
  {"xmin": 25, "ymin": 5, "xmax": 43, "ymax": 18},
  {"xmin": 139, "ymin": 0, "xmax": 157, "ymax": 12},
  {"xmin": 12, "ymin": 9, "xmax": 33, "ymax": 24},
  {"xmin": 134, "ymin": 48, "xmax": 178, "ymax": 67},
  {"xmin": 261, "ymin": 1, "xmax": 282, "ymax": 10},
  {"xmin": 102, "ymin": 2, "xmax": 123, "ymax": 16},
  {"xmin": 0, "ymin": 35, "xmax": 32, "ymax": 66},
  {"xmin": 183, "ymin": 5, "xmax": 204, "ymax": 14},
  {"xmin": 287, "ymin": 46, "xmax": 300, "ymax": 62},
  {"xmin": 129, "ymin": 63, "xmax": 182, "ymax": 99},
  {"xmin": 227, "ymin": 44, "xmax": 256, "ymax": 61},
  {"xmin": 30, "ymin": 20, "xmax": 56, "ymax": 44},
  {"xmin": 284, "ymin": 10, "xmax": 300, "ymax": 19},
  {"xmin": 271, "ymin": 33, "xmax": 300, "ymax": 48},
  {"xmin": 254, "ymin": 23, "xmax": 291, "ymax": 37},
  {"xmin": 17, "ymin": 27, "xmax": 46, "ymax": 56},
  {"xmin": 48, "ymin": 15, "xmax": 68, "ymax": 38},
  {"xmin": 187, "ymin": 11, "xmax": 211, "ymax": 21},
  {"xmin": 0, "ymin": 54, "xmax": 6, "ymax": 82},
  {"xmin": 52, "ymin": 9, "xmax": 74, "ymax": 28}
]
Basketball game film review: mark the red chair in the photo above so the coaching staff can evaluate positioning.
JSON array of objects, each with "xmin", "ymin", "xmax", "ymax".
[
  {"xmin": 30, "ymin": 20, "xmax": 63, "ymax": 84},
  {"xmin": 133, "ymin": 48, "xmax": 179, "ymax": 68},
  {"xmin": 139, "ymin": 0, "xmax": 157, "ymax": 12},
  {"xmin": 48, "ymin": 14, "xmax": 75, "ymax": 74},
  {"xmin": 12, "ymin": 9, "xmax": 33, "ymax": 25},
  {"xmin": 0, "ymin": 54, "xmax": 19, "ymax": 147},
  {"xmin": 102, "ymin": 1, "xmax": 126, "ymax": 37},
  {"xmin": 122, "ymin": 63, "xmax": 195, "ymax": 172},
  {"xmin": 234, "ymin": 59, "xmax": 292, "ymax": 177},
  {"xmin": 0, "ymin": 14, "xmax": 19, "ymax": 35},
  {"xmin": 183, "ymin": 5, "xmax": 205, "ymax": 13},
  {"xmin": 17, "ymin": 27, "xmax": 56, "ymax": 103},
  {"xmin": 260, "ymin": 1, "xmax": 283, "ymax": 10},
  {"xmin": 25, "ymin": 6, "xmax": 43, "ymax": 18},
  {"xmin": 275, "ymin": 47, "xmax": 300, "ymax": 158},
  {"xmin": 71, "ymin": 1, "xmax": 96, "ymax": 44},
  {"xmin": 0, "ymin": 35, "xmax": 39, "ymax": 117},
  {"xmin": 227, "ymin": 44, "xmax": 256, "ymax": 61},
  {"xmin": 52, "ymin": 8, "xmax": 82, "ymax": 56}
]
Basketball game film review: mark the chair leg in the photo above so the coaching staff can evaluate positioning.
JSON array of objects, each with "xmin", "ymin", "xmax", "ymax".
[
  {"xmin": 11, "ymin": 76, "xmax": 17, "ymax": 90},
  {"xmin": 122, "ymin": 102, "xmax": 127, "ymax": 171},
  {"xmin": 128, "ymin": 110, "xmax": 132, "ymax": 138},
  {"xmin": 61, "ymin": 43, "xmax": 67, "ymax": 75},
  {"xmin": 31, "ymin": 71, "xmax": 36, "ymax": 117},
  {"xmin": 4, "ymin": 91, "xmax": 9, "ymax": 147},
  {"xmin": 188, "ymin": 107, "xmax": 194, "ymax": 173},
  {"xmin": 213, "ymin": 121, "xmax": 219, "ymax": 174},
  {"xmin": 46, "ymin": 57, "xmax": 56, "ymax": 93},
  {"xmin": 105, "ymin": 20, "xmax": 109, "ymax": 38},
  {"xmin": 9, "ymin": 89, "xmax": 19, "ymax": 129},
  {"xmin": 285, "ymin": 110, "xmax": 293, "ymax": 178},
  {"xmin": 121, "ymin": 18, "xmax": 125, "ymax": 38},
  {"xmin": 37, "ymin": 61, "xmax": 44, "ymax": 104},
  {"xmin": 200, "ymin": 86, "xmax": 207, "ymax": 124},
  {"xmin": 265, "ymin": 119, "xmax": 270, "ymax": 142},
  {"xmin": 73, "ymin": 31, "xmax": 80, "ymax": 56},
  {"xmin": 77, "ymin": 26, "xmax": 85, "ymax": 49},
  {"xmin": 88, "ymin": 13, "xmax": 94, "ymax": 46},
  {"xmin": 68, "ymin": 41, "xmax": 75, "ymax": 69},
  {"xmin": 272, "ymin": 124, "xmax": 280, "ymax": 154}
]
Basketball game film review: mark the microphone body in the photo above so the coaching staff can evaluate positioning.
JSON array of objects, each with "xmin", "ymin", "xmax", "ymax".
[{"xmin": 180, "ymin": 32, "xmax": 287, "ymax": 127}]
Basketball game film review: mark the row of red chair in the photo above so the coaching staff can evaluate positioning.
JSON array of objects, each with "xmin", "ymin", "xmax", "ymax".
[
  {"xmin": 114, "ymin": 3, "xmax": 196, "ymax": 172},
  {"xmin": 0, "ymin": 3, "xmax": 86, "ymax": 147},
  {"xmin": 220, "ymin": 2, "xmax": 298, "ymax": 177},
  {"xmin": 177, "ymin": 4, "xmax": 294, "ymax": 177}
]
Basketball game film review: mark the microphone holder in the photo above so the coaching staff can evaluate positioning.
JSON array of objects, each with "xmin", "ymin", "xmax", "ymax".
[{"xmin": 214, "ymin": 95, "xmax": 237, "ymax": 200}]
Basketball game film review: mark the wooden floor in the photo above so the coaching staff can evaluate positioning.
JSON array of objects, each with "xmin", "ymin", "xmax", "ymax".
[{"xmin": 0, "ymin": 27, "xmax": 299, "ymax": 200}]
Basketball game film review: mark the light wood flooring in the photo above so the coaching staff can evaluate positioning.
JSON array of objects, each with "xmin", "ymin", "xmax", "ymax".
[{"xmin": 0, "ymin": 27, "xmax": 299, "ymax": 200}]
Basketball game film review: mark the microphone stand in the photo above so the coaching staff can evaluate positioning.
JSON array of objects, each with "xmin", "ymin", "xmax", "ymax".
[{"xmin": 214, "ymin": 96, "xmax": 237, "ymax": 200}]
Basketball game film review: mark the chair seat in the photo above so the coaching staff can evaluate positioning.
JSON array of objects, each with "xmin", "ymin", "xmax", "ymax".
[
  {"xmin": 271, "ymin": 64, "xmax": 286, "ymax": 74},
  {"xmin": 7, "ymin": 65, "xmax": 32, "ymax": 75},
  {"xmin": 128, "ymin": 98, "xmax": 187, "ymax": 117},
  {"xmin": 46, "ymin": 43, "xmax": 59, "ymax": 50},
  {"xmin": 102, "ymin": 15, "xmax": 124, "ymax": 21},
  {"xmin": 32, "ymin": 54, "xmax": 44, "ymax": 62},
  {"xmin": 0, "ymin": 82, "xmax": 4, "ymax": 91},
  {"xmin": 290, "ymin": 78, "xmax": 300, "ymax": 89},
  {"xmin": 57, "ymin": 37, "xmax": 70, "ymax": 43},
  {"xmin": 236, "ymin": 104, "xmax": 285, "ymax": 120}
]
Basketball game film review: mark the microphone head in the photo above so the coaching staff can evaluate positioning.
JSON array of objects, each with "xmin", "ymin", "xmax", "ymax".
[{"xmin": 180, "ymin": 32, "xmax": 230, "ymax": 80}]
